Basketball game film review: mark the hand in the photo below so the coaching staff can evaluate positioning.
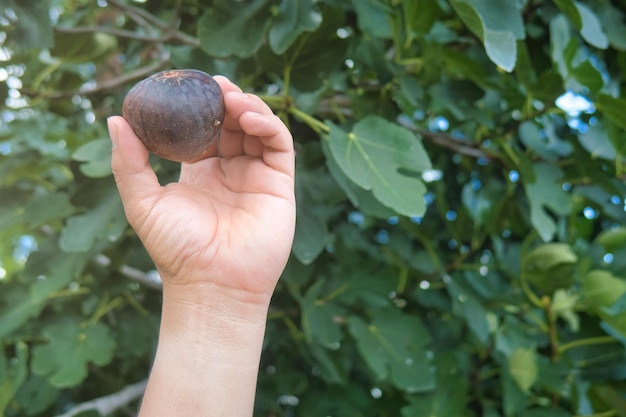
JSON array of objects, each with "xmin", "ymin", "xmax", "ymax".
[{"xmin": 108, "ymin": 76, "xmax": 296, "ymax": 309}]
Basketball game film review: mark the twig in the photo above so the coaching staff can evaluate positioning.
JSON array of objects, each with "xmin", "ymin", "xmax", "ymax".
[
  {"xmin": 20, "ymin": 50, "xmax": 170, "ymax": 99},
  {"xmin": 108, "ymin": 0, "xmax": 199, "ymax": 46},
  {"xmin": 396, "ymin": 116, "xmax": 494, "ymax": 160},
  {"xmin": 55, "ymin": 26, "xmax": 166, "ymax": 43},
  {"xmin": 314, "ymin": 94, "xmax": 498, "ymax": 161},
  {"xmin": 94, "ymin": 254, "xmax": 162, "ymax": 290},
  {"xmin": 108, "ymin": 0, "xmax": 154, "ymax": 28},
  {"xmin": 55, "ymin": 379, "xmax": 147, "ymax": 417}
]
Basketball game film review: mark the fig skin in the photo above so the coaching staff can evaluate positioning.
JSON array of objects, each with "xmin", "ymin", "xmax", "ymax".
[{"xmin": 122, "ymin": 69, "xmax": 225, "ymax": 162}]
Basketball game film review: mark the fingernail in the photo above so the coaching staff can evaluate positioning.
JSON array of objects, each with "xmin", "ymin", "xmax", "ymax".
[{"xmin": 107, "ymin": 117, "xmax": 119, "ymax": 147}]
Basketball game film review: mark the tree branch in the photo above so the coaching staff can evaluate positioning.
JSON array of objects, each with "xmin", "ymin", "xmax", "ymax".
[
  {"xmin": 396, "ymin": 116, "xmax": 495, "ymax": 161},
  {"xmin": 55, "ymin": 379, "xmax": 147, "ymax": 417},
  {"xmin": 55, "ymin": 26, "xmax": 167, "ymax": 43},
  {"xmin": 107, "ymin": 0, "xmax": 199, "ymax": 46},
  {"xmin": 314, "ymin": 94, "xmax": 500, "ymax": 161},
  {"xmin": 94, "ymin": 254, "xmax": 162, "ymax": 290},
  {"xmin": 20, "ymin": 50, "xmax": 170, "ymax": 99}
]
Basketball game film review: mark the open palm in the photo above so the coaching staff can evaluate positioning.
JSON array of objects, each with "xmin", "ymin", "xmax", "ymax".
[{"xmin": 108, "ymin": 76, "xmax": 295, "ymax": 304}]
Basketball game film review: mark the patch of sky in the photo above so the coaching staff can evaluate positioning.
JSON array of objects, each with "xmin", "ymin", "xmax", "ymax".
[
  {"xmin": 376, "ymin": 229, "xmax": 390, "ymax": 244},
  {"xmin": 477, "ymin": 157, "xmax": 489, "ymax": 166},
  {"xmin": 423, "ymin": 192, "xmax": 435, "ymax": 206},
  {"xmin": 348, "ymin": 211, "xmax": 365, "ymax": 226},
  {"xmin": 556, "ymin": 91, "xmax": 596, "ymax": 134},
  {"xmin": 421, "ymin": 169, "xmax": 443, "ymax": 183},
  {"xmin": 583, "ymin": 206, "xmax": 599, "ymax": 220},
  {"xmin": 428, "ymin": 115, "xmax": 449, "ymax": 132},
  {"xmin": 13, "ymin": 235, "xmax": 37, "ymax": 263}
]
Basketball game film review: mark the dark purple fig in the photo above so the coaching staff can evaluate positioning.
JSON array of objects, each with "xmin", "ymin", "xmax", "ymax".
[{"xmin": 122, "ymin": 69, "xmax": 225, "ymax": 162}]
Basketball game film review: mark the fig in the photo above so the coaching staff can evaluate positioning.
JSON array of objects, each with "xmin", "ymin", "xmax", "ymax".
[{"xmin": 122, "ymin": 69, "xmax": 225, "ymax": 162}]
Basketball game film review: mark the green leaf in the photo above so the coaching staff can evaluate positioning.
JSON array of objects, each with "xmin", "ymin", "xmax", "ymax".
[
  {"xmin": 596, "ymin": 94, "xmax": 626, "ymax": 131},
  {"xmin": 73, "ymin": 138, "xmax": 112, "ymax": 178},
  {"xmin": 3, "ymin": 0, "xmax": 53, "ymax": 50},
  {"xmin": 450, "ymin": 0, "xmax": 525, "ymax": 71},
  {"xmin": 401, "ymin": 0, "xmax": 438, "ymax": 37},
  {"xmin": 197, "ymin": 0, "xmax": 271, "ymax": 58},
  {"xmin": 524, "ymin": 163, "xmax": 572, "ymax": 242},
  {"xmin": 307, "ymin": 344, "xmax": 346, "ymax": 384},
  {"xmin": 519, "ymin": 120, "xmax": 572, "ymax": 160},
  {"xmin": 551, "ymin": 289, "xmax": 580, "ymax": 332},
  {"xmin": 579, "ymin": 123, "xmax": 617, "ymax": 160},
  {"xmin": 257, "ymin": 6, "xmax": 348, "ymax": 91},
  {"xmin": 293, "ymin": 161, "xmax": 338, "ymax": 264},
  {"xmin": 502, "ymin": 362, "xmax": 527, "ymax": 417},
  {"xmin": 582, "ymin": 271, "xmax": 626, "ymax": 338},
  {"xmin": 591, "ymin": 385, "xmax": 626, "ymax": 416},
  {"xmin": 508, "ymin": 347, "xmax": 538, "ymax": 392},
  {"xmin": 352, "ymin": 0, "xmax": 393, "ymax": 39},
  {"xmin": 0, "ymin": 240, "xmax": 88, "ymax": 338},
  {"xmin": 348, "ymin": 309, "xmax": 435, "ymax": 392},
  {"xmin": 50, "ymin": 32, "xmax": 116, "ymax": 62},
  {"xmin": 32, "ymin": 320, "xmax": 116, "ymax": 388},
  {"xmin": 527, "ymin": 70, "xmax": 565, "ymax": 102},
  {"xmin": 327, "ymin": 116, "xmax": 431, "ymax": 217},
  {"xmin": 523, "ymin": 243, "xmax": 578, "ymax": 271},
  {"xmin": 114, "ymin": 311, "xmax": 159, "ymax": 358},
  {"xmin": 553, "ymin": 0, "xmax": 582, "ymax": 29},
  {"xmin": 59, "ymin": 183, "xmax": 127, "ymax": 252},
  {"xmin": 550, "ymin": 14, "xmax": 573, "ymax": 80},
  {"xmin": 446, "ymin": 274, "xmax": 493, "ymax": 344},
  {"xmin": 301, "ymin": 279, "xmax": 345, "ymax": 348},
  {"xmin": 595, "ymin": 227, "xmax": 626, "ymax": 250},
  {"xmin": 21, "ymin": 192, "xmax": 76, "ymax": 228},
  {"xmin": 597, "ymin": 0, "xmax": 626, "ymax": 51},
  {"xmin": 427, "ymin": 80, "xmax": 490, "ymax": 125},
  {"xmin": 549, "ymin": 13, "xmax": 605, "ymax": 92},
  {"xmin": 268, "ymin": 0, "xmax": 322, "ymax": 54},
  {"xmin": 575, "ymin": 2, "xmax": 609, "ymax": 49},
  {"xmin": 582, "ymin": 270, "xmax": 626, "ymax": 310},
  {"xmin": 322, "ymin": 138, "xmax": 396, "ymax": 219},
  {"xmin": 569, "ymin": 59, "xmax": 604, "ymax": 93},
  {"xmin": 600, "ymin": 292, "xmax": 626, "ymax": 317},
  {"xmin": 334, "ymin": 263, "xmax": 399, "ymax": 308},
  {"xmin": 483, "ymin": 29, "xmax": 518, "ymax": 73},
  {"xmin": 401, "ymin": 354, "xmax": 469, "ymax": 417},
  {"xmin": 292, "ymin": 203, "xmax": 331, "ymax": 264},
  {"xmin": 0, "ymin": 341, "xmax": 28, "ymax": 415},
  {"xmin": 13, "ymin": 374, "xmax": 60, "ymax": 416},
  {"xmin": 523, "ymin": 243, "xmax": 577, "ymax": 294}
]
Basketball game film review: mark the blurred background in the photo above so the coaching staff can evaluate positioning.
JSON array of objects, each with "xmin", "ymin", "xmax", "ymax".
[{"xmin": 0, "ymin": 0, "xmax": 625, "ymax": 416}]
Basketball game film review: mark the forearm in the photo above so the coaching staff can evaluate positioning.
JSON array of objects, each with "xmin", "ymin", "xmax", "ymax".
[{"xmin": 138, "ymin": 284, "xmax": 270, "ymax": 417}]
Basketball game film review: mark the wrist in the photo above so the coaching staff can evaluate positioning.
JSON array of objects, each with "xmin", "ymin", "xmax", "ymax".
[
  {"xmin": 137, "ymin": 281, "xmax": 270, "ymax": 416},
  {"xmin": 159, "ymin": 281, "xmax": 271, "ymax": 346}
]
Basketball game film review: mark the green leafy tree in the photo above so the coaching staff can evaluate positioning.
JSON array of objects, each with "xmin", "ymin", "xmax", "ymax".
[{"xmin": 1, "ymin": 0, "xmax": 626, "ymax": 416}]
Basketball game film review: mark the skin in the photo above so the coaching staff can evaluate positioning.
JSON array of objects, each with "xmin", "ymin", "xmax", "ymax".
[{"xmin": 107, "ymin": 75, "xmax": 296, "ymax": 416}]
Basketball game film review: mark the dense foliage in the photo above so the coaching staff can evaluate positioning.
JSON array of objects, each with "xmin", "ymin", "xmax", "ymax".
[{"xmin": 1, "ymin": 0, "xmax": 626, "ymax": 416}]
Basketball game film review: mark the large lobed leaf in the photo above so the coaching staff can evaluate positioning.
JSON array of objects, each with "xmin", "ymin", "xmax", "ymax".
[{"xmin": 327, "ymin": 116, "xmax": 431, "ymax": 217}]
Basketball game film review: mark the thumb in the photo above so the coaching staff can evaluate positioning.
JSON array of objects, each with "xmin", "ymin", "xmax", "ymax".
[{"xmin": 108, "ymin": 116, "xmax": 160, "ymax": 217}]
